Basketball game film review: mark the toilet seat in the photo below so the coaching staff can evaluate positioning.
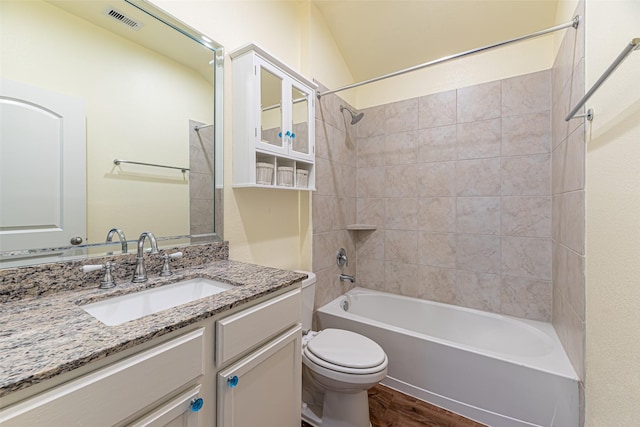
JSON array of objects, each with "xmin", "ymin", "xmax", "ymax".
[{"xmin": 304, "ymin": 329, "xmax": 387, "ymax": 374}]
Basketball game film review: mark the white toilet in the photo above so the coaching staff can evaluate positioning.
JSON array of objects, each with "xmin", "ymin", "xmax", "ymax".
[{"xmin": 299, "ymin": 271, "xmax": 388, "ymax": 427}]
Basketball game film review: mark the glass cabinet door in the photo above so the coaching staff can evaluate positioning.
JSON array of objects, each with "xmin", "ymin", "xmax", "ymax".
[
  {"xmin": 290, "ymin": 84, "xmax": 311, "ymax": 159},
  {"xmin": 259, "ymin": 63, "xmax": 286, "ymax": 154}
]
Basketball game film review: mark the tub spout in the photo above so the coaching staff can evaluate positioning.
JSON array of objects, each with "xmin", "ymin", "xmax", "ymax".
[{"xmin": 339, "ymin": 273, "xmax": 355, "ymax": 283}]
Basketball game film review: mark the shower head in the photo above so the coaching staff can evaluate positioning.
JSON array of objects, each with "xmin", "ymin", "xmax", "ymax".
[{"xmin": 340, "ymin": 105, "xmax": 364, "ymax": 125}]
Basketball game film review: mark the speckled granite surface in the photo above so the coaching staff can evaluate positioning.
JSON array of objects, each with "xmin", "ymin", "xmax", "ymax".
[{"xmin": 0, "ymin": 242, "xmax": 306, "ymax": 397}]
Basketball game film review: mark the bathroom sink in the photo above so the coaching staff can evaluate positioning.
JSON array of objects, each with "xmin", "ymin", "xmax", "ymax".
[{"xmin": 80, "ymin": 278, "xmax": 234, "ymax": 326}]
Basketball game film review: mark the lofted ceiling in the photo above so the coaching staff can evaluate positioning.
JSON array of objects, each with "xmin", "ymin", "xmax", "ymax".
[{"xmin": 313, "ymin": 0, "xmax": 560, "ymax": 82}]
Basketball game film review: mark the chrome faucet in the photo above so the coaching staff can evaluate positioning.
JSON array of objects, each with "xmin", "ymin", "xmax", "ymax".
[
  {"xmin": 105, "ymin": 228, "xmax": 128, "ymax": 254},
  {"xmin": 339, "ymin": 273, "xmax": 355, "ymax": 283},
  {"xmin": 132, "ymin": 231, "xmax": 159, "ymax": 283}
]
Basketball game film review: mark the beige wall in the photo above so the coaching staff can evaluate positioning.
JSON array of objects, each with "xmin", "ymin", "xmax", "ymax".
[
  {"xmin": 2, "ymin": 0, "xmax": 212, "ymax": 244},
  {"xmin": 584, "ymin": 0, "xmax": 640, "ymax": 424}
]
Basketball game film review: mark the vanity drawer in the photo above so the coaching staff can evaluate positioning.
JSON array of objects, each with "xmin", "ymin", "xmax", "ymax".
[
  {"xmin": 0, "ymin": 328, "xmax": 205, "ymax": 427},
  {"xmin": 216, "ymin": 289, "xmax": 300, "ymax": 366}
]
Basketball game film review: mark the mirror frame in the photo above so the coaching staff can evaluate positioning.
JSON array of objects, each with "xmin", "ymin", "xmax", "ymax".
[{"xmin": 0, "ymin": 0, "xmax": 224, "ymax": 267}]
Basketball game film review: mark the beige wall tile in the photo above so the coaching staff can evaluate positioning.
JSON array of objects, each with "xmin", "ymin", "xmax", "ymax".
[
  {"xmin": 419, "ymin": 161, "xmax": 457, "ymax": 197},
  {"xmin": 418, "ymin": 231, "xmax": 456, "ymax": 268},
  {"xmin": 357, "ymin": 134, "xmax": 385, "ymax": 168},
  {"xmin": 502, "ymin": 70, "xmax": 551, "ymax": 117},
  {"xmin": 552, "ymin": 125, "xmax": 585, "ymax": 194},
  {"xmin": 356, "ymin": 228, "xmax": 385, "ymax": 261},
  {"xmin": 456, "ymin": 158, "xmax": 501, "ymax": 196},
  {"xmin": 501, "ymin": 276, "xmax": 552, "ymax": 321},
  {"xmin": 454, "ymin": 270, "xmax": 501, "ymax": 312},
  {"xmin": 417, "ymin": 266, "xmax": 457, "ymax": 304},
  {"xmin": 385, "ymin": 229, "xmax": 418, "ymax": 264},
  {"xmin": 552, "ymin": 241, "xmax": 585, "ymax": 320},
  {"xmin": 501, "ymin": 236, "xmax": 551, "ymax": 280},
  {"xmin": 456, "ymin": 118, "xmax": 501, "ymax": 159},
  {"xmin": 313, "ymin": 194, "xmax": 337, "ymax": 233},
  {"xmin": 557, "ymin": 190, "xmax": 585, "ymax": 255},
  {"xmin": 501, "ymin": 154, "xmax": 550, "ymax": 196},
  {"xmin": 385, "ymin": 261, "xmax": 417, "ymax": 295},
  {"xmin": 418, "ymin": 125, "xmax": 457, "ymax": 163},
  {"xmin": 385, "ymin": 197, "xmax": 418, "ymax": 230},
  {"xmin": 418, "ymin": 90, "xmax": 456, "ymax": 129},
  {"xmin": 501, "ymin": 196, "xmax": 551, "ymax": 237},
  {"xmin": 357, "ymin": 105, "xmax": 385, "ymax": 138},
  {"xmin": 385, "ymin": 130, "xmax": 419, "ymax": 165},
  {"xmin": 456, "ymin": 234, "xmax": 500, "ymax": 274},
  {"xmin": 385, "ymin": 98, "xmax": 419, "ymax": 134},
  {"xmin": 456, "ymin": 197, "xmax": 501, "ymax": 235},
  {"xmin": 502, "ymin": 111, "xmax": 551, "ymax": 156},
  {"xmin": 418, "ymin": 197, "xmax": 456, "ymax": 232},
  {"xmin": 385, "ymin": 164, "xmax": 418, "ymax": 198},
  {"xmin": 357, "ymin": 166, "xmax": 385, "ymax": 198},
  {"xmin": 457, "ymin": 81, "xmax": 501, "ymax": 123},
  {"xmin": 357, "ymin": 197, "xmax": 385, "ymax": 227},
  {"xmin": 356, "ymin": 258, "xmax": 385, "ymax": 291}
]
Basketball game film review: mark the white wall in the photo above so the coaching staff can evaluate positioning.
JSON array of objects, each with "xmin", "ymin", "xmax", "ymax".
[{"xmin": 584, "ymin": 0, "xmax": 640, "ymax": 424}]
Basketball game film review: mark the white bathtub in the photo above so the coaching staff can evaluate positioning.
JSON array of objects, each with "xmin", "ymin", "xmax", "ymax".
[{"xmin": 317, "ymin": 287, "xmax": 579, "ymax": 427}]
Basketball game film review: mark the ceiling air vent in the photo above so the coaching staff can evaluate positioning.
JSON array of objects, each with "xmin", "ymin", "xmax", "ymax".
[{"xmin": 104, "ymin": 8, "xmax": 143, "ymax": 30}]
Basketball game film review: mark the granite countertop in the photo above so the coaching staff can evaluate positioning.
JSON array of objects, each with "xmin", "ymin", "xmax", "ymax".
[{"xmin": 0, "ymin": 259, "xmax": 306, "ymax": 398}]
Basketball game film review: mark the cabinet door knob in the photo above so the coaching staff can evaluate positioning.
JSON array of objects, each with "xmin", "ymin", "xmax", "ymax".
[
  {"xmin": 190, "ymin": 397, "xmax": 204, "ymax": 412},
  {"xmin": 228, "ymin": 375, "xmax": 239, "ymax": 388}
]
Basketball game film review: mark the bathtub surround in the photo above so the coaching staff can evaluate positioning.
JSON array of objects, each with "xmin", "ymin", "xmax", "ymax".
[
  {"xmin": 311, "ymin": 82, "xmax": 358, "ymax": 310},
  {"xmin": 550, "ymin": 0, "xmax": 586, "ymax": 390},
  {"xmin": 354, "ymin": 70, "xmax": 553, "ymax": 322}
]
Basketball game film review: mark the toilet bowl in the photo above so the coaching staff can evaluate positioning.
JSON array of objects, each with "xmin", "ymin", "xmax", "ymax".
[{"xmin": 297, "ymin": 271, "xmax": 388, "ymax": 427}]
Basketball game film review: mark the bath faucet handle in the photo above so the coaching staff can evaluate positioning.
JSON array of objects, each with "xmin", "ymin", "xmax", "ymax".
[
  {"xmin": 336, "ymin": 248, "xmax": 348, "ymax": 267},
  {"xmin": 81, "ymin": 262, "xmax": 116, "ymax": 289},
  {"xmin": 160, "ymin": 252, "xmax": 183, "ymax": 277}
]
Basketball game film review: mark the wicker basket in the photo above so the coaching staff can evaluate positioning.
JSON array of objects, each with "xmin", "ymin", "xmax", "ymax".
[
  {"xmin": 277, "ymin": 166, "xmax": 294, "ymax": 187},
  {"xmin": 296, "ymin": 169, "xmax": 309, "ymax": 188},
  {"xmin": 256, "ymin": 162, "xmax": 274, "ymax": 185}
]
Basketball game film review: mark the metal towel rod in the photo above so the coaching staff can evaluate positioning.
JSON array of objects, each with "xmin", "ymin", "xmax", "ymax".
[
  {"xmin": 317, "ymin": 16, "xmax": 581, "ymax": 98},
  {"xmin": 113, "ymin": 158, "xmax": 189, "ymax": 173},
  {"xmin": 194, "ymin": 123, "xmax": 213, "ymax": 132},
  {"xmin": 565, "ymin": 38, "xmax": 640, "ymax": 122}
]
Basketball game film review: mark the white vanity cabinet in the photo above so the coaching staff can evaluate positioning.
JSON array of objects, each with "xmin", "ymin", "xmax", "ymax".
[
  {"xmin": 0, "ymin": 329, "xmax": 208, "ymax": 427},
  {"xmin": 215, "ymin": 289, "xmax": 302, "ymax": 427},
  {"xmin": 0, "ymin": 285, "xmax": 302, "ymax": 427},
  {"xmin": 231, "ymin": 44, "xmax": 316, "ymax": 190}
]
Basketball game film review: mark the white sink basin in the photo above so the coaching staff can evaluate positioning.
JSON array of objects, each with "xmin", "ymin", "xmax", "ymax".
[{"xmin": 81, "ymin": 278, "xmax": 234, "ymax": 326}]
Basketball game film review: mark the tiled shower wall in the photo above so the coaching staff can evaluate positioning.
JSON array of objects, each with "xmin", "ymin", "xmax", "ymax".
[
  {"xmin": 312, "ymin": 83, "xmax": 358, "ymax": 310},
  {"xmin": 354, "ymin": 71, "xmax": 553, "ymax": 322},
  {"xmin": 551, "ymin": 0, "xmax": 586, "ymax": 384}
]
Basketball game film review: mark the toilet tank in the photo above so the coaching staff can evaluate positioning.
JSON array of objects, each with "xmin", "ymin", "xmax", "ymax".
[{"xmin": 295, "ymin": 271, "xmax": 316, "ymax": 331}]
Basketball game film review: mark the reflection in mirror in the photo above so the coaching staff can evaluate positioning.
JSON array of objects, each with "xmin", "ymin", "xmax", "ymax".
[
  {"xmin": 260, "ymin": 66, "xmax": 283, "ymax": 148},
  {"xmin": 0, "ymin": 0, "xmax": 223, "ymax": 268},
  {"xmin": 291, "ymin": 85, "xmax": 309, "ymax": 155}
]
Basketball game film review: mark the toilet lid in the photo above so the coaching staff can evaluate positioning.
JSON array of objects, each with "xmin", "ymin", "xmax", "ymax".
[{"xmin": 306, "ymin": 329, "xmax": 386, "ymax": 369}]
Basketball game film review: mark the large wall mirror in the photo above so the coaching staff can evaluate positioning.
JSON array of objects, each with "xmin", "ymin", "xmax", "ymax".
[{"xmin": 0, "ymin": 0, "xmax": 224, "ymax": 267}]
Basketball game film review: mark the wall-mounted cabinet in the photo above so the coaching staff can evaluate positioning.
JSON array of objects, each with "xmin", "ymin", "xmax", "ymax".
[{"xmin": 231, "ymin": 44, "xmax": 316, "ymax": 190}]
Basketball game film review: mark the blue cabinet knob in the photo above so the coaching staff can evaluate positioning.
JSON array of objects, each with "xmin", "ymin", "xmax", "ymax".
[
  {"xmin": 278, "ymin": 132, "xmax": 282, "ymax": 138},
  {"xmin": 291, "ymin": 133, "xmax": 296, "ymax": 139},
  {"xmin": 285, "ymin": 130, "xmax": 291, "ymax": 137},
  {"xmin": 190, "ymin": 397, "xmax": 204, "ymax": 412},
  {"xmin": 228, "ymin": 375, "xmax": 239, "ymax": 388}
]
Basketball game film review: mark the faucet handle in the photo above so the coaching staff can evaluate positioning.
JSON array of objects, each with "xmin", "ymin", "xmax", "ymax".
[
  {"xmin": 81, "ymin": 262, "xmax": 116, "ymax": 289},
  {"xmin": 160, "ymin": 252, "xmax": 183, "ymax": 277}
]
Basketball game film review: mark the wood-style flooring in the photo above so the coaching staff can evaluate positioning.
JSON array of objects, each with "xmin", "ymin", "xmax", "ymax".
[{"xmin": 301, "ymin": 384, "xmax": 487, "ymax": 427}]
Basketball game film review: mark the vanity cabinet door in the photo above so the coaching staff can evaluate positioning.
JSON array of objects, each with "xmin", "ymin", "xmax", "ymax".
[
  {"xmin": 0, "ymin": 329, "xmax": 205, "ymax": 427},
  {"xmin": 129, "ymin": 385, "xmax": 203, "ymax": 427},
  {"xmin": 217, "ymin": 325, "xmax": 302, "ymax": 427}
]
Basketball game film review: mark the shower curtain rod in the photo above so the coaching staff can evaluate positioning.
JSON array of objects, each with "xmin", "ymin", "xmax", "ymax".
[
  {"xmin": 317, "ymin": 16, "xmax": 581, "ymax": 98},
  {"xmin": 565, "ymin": 37, "xmax": 640, "ymax": 121}
]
